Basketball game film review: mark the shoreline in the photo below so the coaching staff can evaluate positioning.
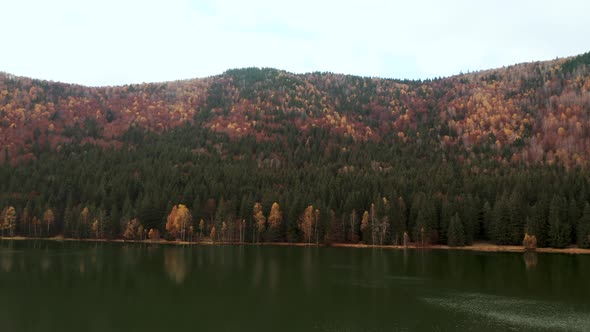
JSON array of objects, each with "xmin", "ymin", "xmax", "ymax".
[{"xmin": 1, "ymin": 236, "xmax": 590, "ymax": 254}]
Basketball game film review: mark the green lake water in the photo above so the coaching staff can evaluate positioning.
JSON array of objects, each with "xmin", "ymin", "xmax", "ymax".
[{"xmin": 0, "ymin": 240, "xmax": 589, "ymax": 331}]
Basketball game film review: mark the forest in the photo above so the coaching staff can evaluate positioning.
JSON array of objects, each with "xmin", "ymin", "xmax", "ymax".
[{"xmin": 1, "ymin": 52, "xmax": 590, "ymax": 248}]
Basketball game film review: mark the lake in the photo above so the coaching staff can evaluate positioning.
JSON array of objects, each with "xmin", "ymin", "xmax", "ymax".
[{"xmin": 0, "ymin": 240, "xmax": 589, "ymax": 331}]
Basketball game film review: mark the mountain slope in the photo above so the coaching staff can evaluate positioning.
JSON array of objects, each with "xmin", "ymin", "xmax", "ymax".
[
  {"xmin": 1, "ymin": 53, "xmax": 590, "ymax": 248},
  {"xmin": 1, "ymin": 52, "xmax": 590, "ymax": 166}
]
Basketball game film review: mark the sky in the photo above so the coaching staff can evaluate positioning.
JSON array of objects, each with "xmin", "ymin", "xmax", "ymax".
[{"xmin": 1, "ymin": 0, "xmax": 589, "ymax": 86}]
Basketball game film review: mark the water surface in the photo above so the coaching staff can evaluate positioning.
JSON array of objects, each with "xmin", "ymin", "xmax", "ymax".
[{"xmin": 0, "ymin": 240, "xmax": 589, "ymax": 331}]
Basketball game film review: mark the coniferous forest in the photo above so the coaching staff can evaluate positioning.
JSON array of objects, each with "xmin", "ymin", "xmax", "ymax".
[{"xmin": 1, "ymin": 52, "xmax": 590, "ymax": 248}]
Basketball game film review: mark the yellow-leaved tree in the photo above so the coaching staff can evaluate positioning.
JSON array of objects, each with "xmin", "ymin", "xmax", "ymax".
[
  {"xmin": 210, "ymin": 226, "xmax": 217, "ymax": 242},
  {"xmin": 91, "ymin": 219, "xmax": 100, "ymax": 239},
  {"xmin": 123, "ymin": 218, "xmax": 141, "ymax": 240},
  {"xmin": 267, "ymin": 202, "xmax": 283, "ymax": 242},
  {"xmin": 253, "ymin": 203, "xmax": 266, "ymax": 243},
  {"xmin": 43, "ymin": 208, "xmax": 55, "ymax": 237},
  {"xmin": 221, "ymin": 221, "xmax": 228, "ymax": 242},
  {"xmin": 79, "ymin": 207, "xmax": 90, "ymax": 238},
  {"xmin": 300, "ymin": 205, "xmax": 315, "ymax": 244},
  {"xmin": 166, "ymin": 204, "xmax": 193, "ymax": 241},
  {"xmin": 2, "ymin": 206, "xmax": 17, "ymax": 237},
  {"xmin": 198, "ymin": 219, "xmax": 205, "ymax": 241},
  {"xmin": 360, "ymin": 211, "xmax": 370, "ymax": 244}
]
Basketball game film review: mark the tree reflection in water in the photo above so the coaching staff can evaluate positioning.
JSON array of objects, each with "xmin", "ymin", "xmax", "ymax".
[
  {"xmin": 164, "ymin": 247, "xmax": 189, "ymax": 285},
  {"xmin": 523, "ymin": 251, "xmax": 538, "ymax": 270}
]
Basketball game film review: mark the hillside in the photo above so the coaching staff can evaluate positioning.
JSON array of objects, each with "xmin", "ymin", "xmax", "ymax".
[
  {"xmin": 2, "ymin": 53, "xmax": 590, "ymax": 166},
  {"xmin": 1, "ymin": 53, "xmax": 590, "ymax": 248}
]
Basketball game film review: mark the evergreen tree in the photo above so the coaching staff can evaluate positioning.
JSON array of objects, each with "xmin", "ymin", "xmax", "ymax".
[
  {"xmin": 462, "ymin": 195, "xmax": 478, "ymax": 245},
  {"xmin": 107, "ymin": 204, "xmax": 120, "ymax": 239},
  {"xmin": 492, "ymin": 195, "xmax": 511, "ymax": 245},
  {"xmin": 482, "ymin": 200, "xmax": 493, "ymax": 241},
  {"xmin": 526, "ymin": 203, "xmax": 548, "ymax": 247},
  {"xmin": 63, "ymin": 196, "xmax": 74, "ymax": 238},
  {"xmin": 567, "ymin": 197, "xmax": 580, "ymax": 244},
  {"xmin": 548, "ymin": 195, "xmax": 571, "ymax": 248},
  {"xmin": 508, "ymin": 191, "xmax": 524, "ymax": 244},
  {"xmin": 389, "ymin": 197, "xmax": 407, "ymax": 245},
  {"xmin": 448, "ymin": 213, "xmax": 465, "ymax": 247},
  {"xmin": 577, "ymin": 202, "xmax": 590, "ymax": 249},
  {"xmin": 439, "ymin": 199, "xmax": 452, "ymax": 244}
]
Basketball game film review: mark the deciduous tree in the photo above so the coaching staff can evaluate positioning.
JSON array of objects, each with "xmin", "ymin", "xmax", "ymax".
[
  {"xmin": 1, "ymin": 207, "xmax": 17, "ymax": 237},
  {"xmin": 266, "ymin": 202, "xmax": 283, "ymax": 242},
  {"xmin": 43, "ymin": 208, "xmax": 55, "ymax": 237},
  {"xmin": 360, "ymin": 210, "xmax": 370, "ymax": 244},
  {"xmin": 253, "ymin": 203, "xmax": 266, "ymax": 242},
  {"xmin": 166, "ymin": 204, "xmax": 193, "ymax": 241},
  {"xmin": 300, "ymin": 205, "xmax": 315, "ymax": 244}
]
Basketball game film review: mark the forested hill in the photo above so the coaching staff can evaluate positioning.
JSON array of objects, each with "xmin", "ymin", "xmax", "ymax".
[
  {"xmin": 1, "ymin": 52, "xmax": 590, "ymax": 248},
  {"xmin": 2, "ymin": 52, "xmax": 590, "ymax": 166}
]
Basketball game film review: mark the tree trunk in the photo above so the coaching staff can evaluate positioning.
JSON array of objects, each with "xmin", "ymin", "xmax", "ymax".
[{"xmin": 314, "ymin": 222, "xmax": 318, "ymax": 246}]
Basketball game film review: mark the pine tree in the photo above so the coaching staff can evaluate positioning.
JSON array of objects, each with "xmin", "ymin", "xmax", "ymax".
[
  {"xmin": 414, "ymin": 211, "xmax": 427, "ymax": 246},
  {"xmin": 439, "ymin": 199, "xmax": 452, "ymax": 244},
  {"xmin": 577, "ymin": 202, "xmax": 590, "ymax": 249},
  {"xmin": 548, "ymin": 195, "xmax": 571, "ymax": 248},
  {"xmin": 377, "ymin": 197, "xmax": 390, "ymax": 245},
  {"xmin": 412, "ymin": 198, "xmax": 437, "ymax": 245},
  {"xmin": 63, "ymin": 204, "xmax": 74, "ymax": 238},
  {"xmin": 567, "ymin": 197, "xmax": 579, "ymax": 244},
  {"xmin": 462, "ymin": 195, "xmax": 478, "ymax": 245},
  {"xmin": 482, "ymin": 200, "xmax": 493, "ymax": 241},
  {"xmin": 492, "ymin": 195, "xmax": 511, "ymax": 244},
  {"xmin": 508, "ymin": 191, "xmax": 524, "ymax": 244},
  {"xmin": 390, "ymin": 197, "xmax": 406, "ymax": 245},
  {"xmin": 448, "ymin": 213, "xmax": 465, "ymax": 247},
  {"xmin": 108, "ymin": 204, "xmax": 120, "ymax": 239},
  {"xmin": 349, "ymin": 209, "xmax": 359, "ymax": 243},
  {"xmin": 526, "ymin": 203, "xmax": 548, "ymax": 247}
]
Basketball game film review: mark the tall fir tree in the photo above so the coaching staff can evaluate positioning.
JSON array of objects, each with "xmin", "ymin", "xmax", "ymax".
[
  {"xmin": 448, "ymin": 213, "xmax": 465, "ymax": 247},
  {"xmin": 577, "ymin": 202, "xmax": 590, "ymax": 249},
  {"xmin": 548, "ymin": 195, "xmax": 571, "ymax": 248}
]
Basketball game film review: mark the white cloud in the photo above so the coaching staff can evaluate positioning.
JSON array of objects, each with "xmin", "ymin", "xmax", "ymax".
[{"xmin": 0, "ymin": 0, "xmax": 588, "ymax": 85}]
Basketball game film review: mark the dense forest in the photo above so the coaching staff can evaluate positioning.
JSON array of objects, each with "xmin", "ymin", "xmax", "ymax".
[{"xmin": 1, "ymin": 52, "xmax": 590, "ymax": 248}]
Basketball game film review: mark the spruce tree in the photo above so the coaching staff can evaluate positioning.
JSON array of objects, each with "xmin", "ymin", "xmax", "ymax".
[
  {"xmin": 548, "ymin": 195, "xmax": 571, "ymax": 248},
  {"xmin": 508, "ymin": 191, "xmax": 524, "ymax": 244},
  {"xmin": 492, "ymin": 195, "xmax": 511, "ymax": 244},
  {"xmin": 448, "ymin": 213, "xmax": 465, "ymax": 247},
  {"xmin": 529, "ymin": 201, "xmax": 548, "ymax": 247},
  {"xmin": 482, "ymin": 200, "xmax": 493, "ymax": 241},
  {"xmin": 462, "ymin": 195, "xmax": 478, "ymax": 245},
  {"xmin": 439, "ymin": 199, "xmax": 452, "ymax": 244},
  {"xmin": 577, "ymin": 202, "xmax": 590, "ymax": 249},
  {"xmin": 567, "ymin": 197, "xmax": 579, "ymax": 244}
]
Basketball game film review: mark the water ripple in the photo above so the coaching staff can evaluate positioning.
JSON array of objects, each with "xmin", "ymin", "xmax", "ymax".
[{"xmin": 422, "ymin": 292, "xmax": 590, "ymax": 331}]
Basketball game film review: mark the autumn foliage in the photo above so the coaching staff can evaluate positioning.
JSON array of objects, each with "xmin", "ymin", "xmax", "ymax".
[
  {"xmin": 2, "ymin": 53, "xmax": 590, "ymax": 167},
  {"xmin": 165, "ymin": 204, "xmax": 192, "ymax": 241},
  {"xmin": 523, "ymin": 233, "xmax": 537, "ymax": 251}
]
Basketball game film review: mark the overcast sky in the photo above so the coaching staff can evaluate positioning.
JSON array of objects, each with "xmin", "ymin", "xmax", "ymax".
[{"xmin": 1, "ymin": 0, "xmax": 589, "ymax": 86}]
